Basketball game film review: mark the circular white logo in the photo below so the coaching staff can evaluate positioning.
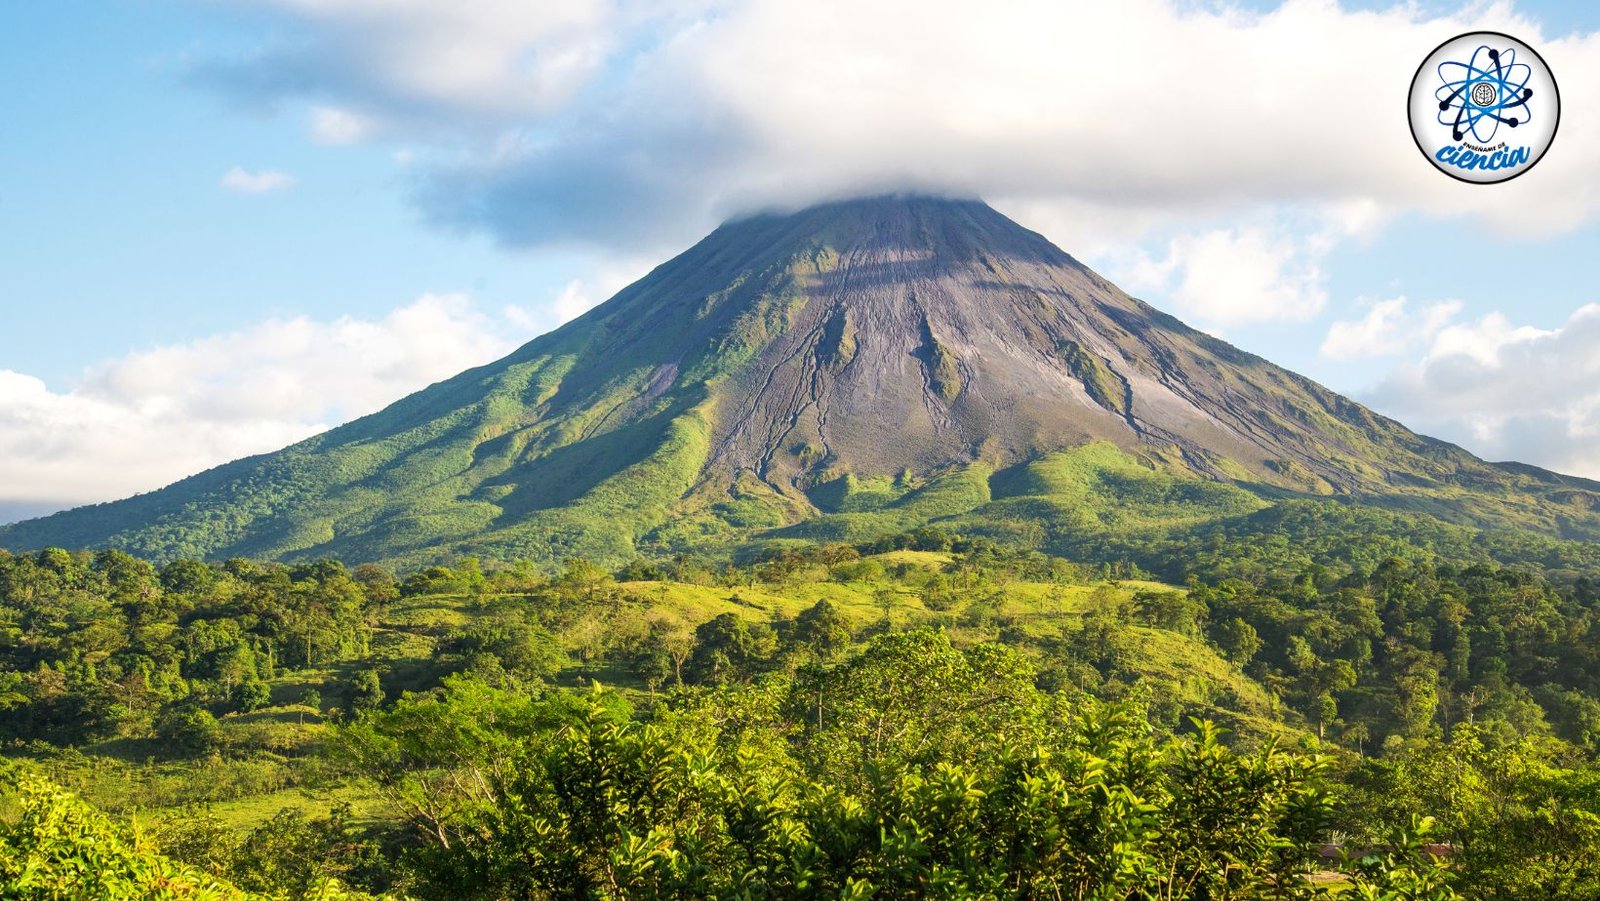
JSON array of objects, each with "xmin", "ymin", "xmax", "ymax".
[{"xmin": 1408, "ymin": 32, "xmax": 1559, "ymax": 184}]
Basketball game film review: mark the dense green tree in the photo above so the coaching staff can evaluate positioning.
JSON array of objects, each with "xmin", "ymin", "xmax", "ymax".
[
  {"xmin": 786, "ymin": 598, "xmax": 851, "ymax": 661},
  {"xmin": 1133, "ymin": 588, "xmax": 1206, "ymax": 637},
  {"xmin": 346, "ymin": 668, "xmax": 386, "ymax": 716},
  {"xmin": 686, "ymin": 613, "xmax": 775, "ymax": 685},
  {"xmin": 328, "ymin": 676, "xmax": 620, "ymax": 850},
  {"xmin": 155, "ymin": 705, "xmax": 222, "ymax": 757},
  {"xmin": 231, "ymin": 679, "xmax": 272, "ymax": 713},
  {"xmin": 1339, "ymin": 726, "xmax": 1600, "ymax": 900},
  {"xmin": 437, "ymin": 614, "xmax": 566, "ymax": 684},
  {"xmin": 1215, "ymin": 616, "xmax": 1263, "ymax": 666},
  {"xmin": 351, "ymin": 563, "xmax": 399, "ymax": 605}
]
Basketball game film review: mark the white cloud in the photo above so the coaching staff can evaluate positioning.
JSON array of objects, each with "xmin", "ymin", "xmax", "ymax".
[
  {"xmin": 1365, "ymin": 304, "xmax": 1600, "ymax": 478},
  {"xmin": 496, "ymin": 288, "xmax": 593, "ymax": 339},
  {"xmin": 310, "ymin": 106, "xmax": 377, "ymax": 145},
  {"xmin": 549, "ymin": 281, "xmax": 599, "ymax": 322},
  {"xmin": 1102, "ymin": 206, "xmax": 1382, "ymax": 326},
  {"xmin": 502, "ymin": 259, "xmax": 654, "ymax": 335},
  {"xmin": 1321, "ymin": 297, "xmax": 1463, "ymax": 360},
  {"xmin": 196, "ymin": 1, "xmax": 1600, "ymax": 252},
  {"xmin": 220, "ymin": 166, "xmax": 298, "ymax": 193},
  {"xmin": 187, "ymin": 1, "xmax": 1600, "ymax": 349},
  {"xmin": 1425, "ymin": 313, "xmax": 1555, "ymax": 367},
  {"xmin": 0, "ymin": 295, "xmax": 533, "ymax": 519},
  {"xmin": 1145, "ymin": 224, "xmax": 1331, "ymax": 326},
  {"xmin": 204, "ymin": 0, "xmax": 632, "ymax": 124}
]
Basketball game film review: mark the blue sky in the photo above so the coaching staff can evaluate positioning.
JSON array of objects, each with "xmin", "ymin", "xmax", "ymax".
[
  {"xmin": 4, "ymin": 0, "xmax": 1600, "ymax": 520},
  {"xmin": 3, "ymin": 2, "xmax": 591, "ymax": 383}
]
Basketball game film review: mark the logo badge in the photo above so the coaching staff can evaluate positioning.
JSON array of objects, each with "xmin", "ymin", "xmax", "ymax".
[{"xmin": 1408, "ymin": 32, "xmax": 1559, "ymax": 184}]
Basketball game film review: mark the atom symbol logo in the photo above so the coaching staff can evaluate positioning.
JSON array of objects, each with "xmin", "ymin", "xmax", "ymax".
[
  {"xmin": 1436, "ymin": 45, "xmax": 1533, "ymax": 142},
  {"xmin": 1410, "ymin": 32, "xmax": 1559, "ymax": 184}
]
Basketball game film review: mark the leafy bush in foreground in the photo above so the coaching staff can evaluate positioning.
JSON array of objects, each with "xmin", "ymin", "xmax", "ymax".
[
  {"xmin": 0, "ymin": 761, "xmax": 251, "ymax": 899},
  {"xmin": 397, "ymin": 632, "xmax": 1429, "ymax": 899}
]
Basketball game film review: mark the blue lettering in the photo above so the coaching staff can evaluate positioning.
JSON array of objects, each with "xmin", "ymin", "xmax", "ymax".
[{"xmin": 1435, "ymin": 144, "xmax": 1530, "ymax": 172}]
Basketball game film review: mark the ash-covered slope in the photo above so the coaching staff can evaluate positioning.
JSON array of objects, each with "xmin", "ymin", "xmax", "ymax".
[
  {"xmin": 698, "ymin": 198, "xmax": 1441, "ymax": 494},
  {"xmin": 5, "ymin": 196, "xmax": 1597, "ymax": 565}
]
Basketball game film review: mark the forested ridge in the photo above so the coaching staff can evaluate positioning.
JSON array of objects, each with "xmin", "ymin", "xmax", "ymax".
[{"xmin": 5, "ymin": 520, "xmax": 1600, "ymax": 898}]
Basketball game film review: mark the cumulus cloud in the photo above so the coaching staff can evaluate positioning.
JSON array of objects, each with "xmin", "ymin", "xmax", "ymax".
[
  {"xmin": 500, "ymin": 286, "xmax": 600, "ymax": 335},
  {"xmin": 310, "ymin": 106, "xmax": 378, "ymax": 145},
  {"xmin": 1321, "ymin": 297, "xmax": 1463, "ymax": 360},
  {"xmin": 1364, "ymin": 304, "xmax": 1600, "ymax": 478},
  {"xmin": 193, "ymin": 0, "xmax": 1600, "ymax": 255},
  {"xmin": 185, "ymin": 0, "xmax": 1600, "ymax": 335},
  {"xmin": 0, "ymin": 295, "xmax": 531, "ymax": 521},
  {"xmin": 1112, "ymin": 220, "xmax": 1335, "ymax": 326},
  {"xmin": 221, "ymin": 166, "xmax": 298, "ymax": 193},
  {"xmin": 197, "ymin": 0, "xmax": 640, "ymax": 124},
  {"xmin": 501, "ymin": 256, "xmax": 653, "ymax": 338}
]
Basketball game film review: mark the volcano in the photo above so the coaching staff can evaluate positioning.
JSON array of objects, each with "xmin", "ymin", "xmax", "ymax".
[{"xmin": 6, "ymin": 196, "xmax": 1599, "ymax": 566}]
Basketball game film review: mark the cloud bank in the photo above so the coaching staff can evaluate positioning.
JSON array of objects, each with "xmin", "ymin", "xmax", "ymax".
[
  {"xmin": 1344, "ymin": 303, "xmax": 1600, "ymax": 479},
  {"xmin": 182, "ymin": 0, "xmax": 1600, "ymax": 341},
  {"xmin": 0, "ymin": 296, "xmax": 533, "ymax": 522},
  {"xmin": 1321, "ymin": 296, "xmax": 1463, "ymax": 360},
  {"xmin": 198, "ymin": 1, "xmax": 1600, "ymax": 250}
]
